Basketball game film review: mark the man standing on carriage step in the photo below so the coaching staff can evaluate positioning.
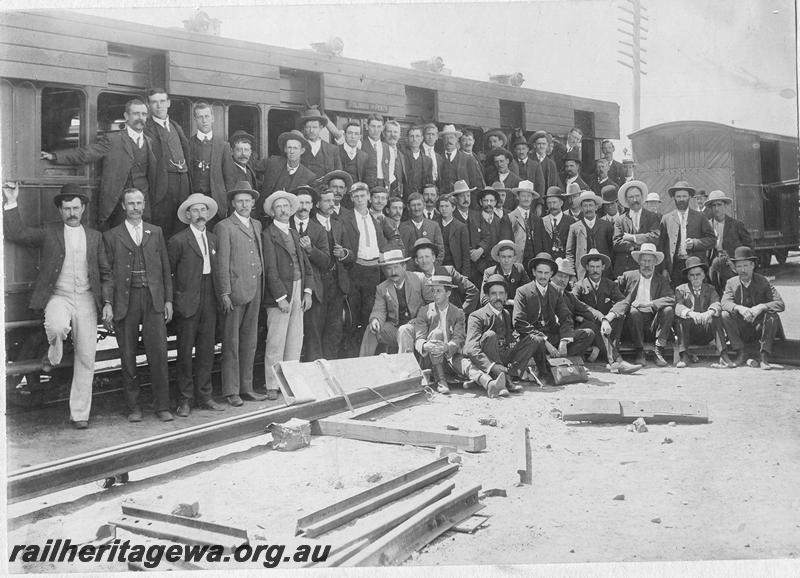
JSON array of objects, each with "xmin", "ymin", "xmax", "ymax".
[
  {"xmin": 104, "ymin": 188, "xmax": 174, "ymax": 423},
  {"xmin": 3, "ymin": 182, "xmax": 113, "ymax": 429},
  {"xmin": 300, "ymin": 106, "xmax": 342, "ymax": 178},
  {"xmin": 144, "ymin": 89, "xmax": 192, "ymax": 238},
  {"xmin": 168, "ymin": 193, "xmax": 227, "ymax": 418}
]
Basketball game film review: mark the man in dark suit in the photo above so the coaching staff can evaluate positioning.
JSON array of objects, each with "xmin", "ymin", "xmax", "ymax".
[
  {"xmin": 439, "ymin": 125, "xmax": 485, "ymax": 194},
  {"xmin": 507, "ymin": 180, "xmax": 547, "ymax": 268},
  {"xmin": 259, "ymin": 130, "xmax": 316, "ymax": 221},
  {"xmin": 262, "ymin": 190, "xmax": 314, "ymax": 397},
  {"xmin": 41, "ymin": 98, "xmax": 156, "ymax": 229},
  {"xmin": 313, "ymin": 186, "xmax": 355, "ymax": 360},
  {"xmin": 464, "ymin": 275, "xmax": 537, "ymax": 397},
  {"xmin": 104, "ymin": 188, "xmax": 173, "ymax": 422},
  {"xmin": 437, "ymin": 194, "xmax": 471, "ymax": 277},
  {"xmin": 488, "ymin": 148, "xmax": 522, "ymax": 197},
  {"xmin": 673, "ymin": 256, "xmax": 730, "ymax": 368},
  {"xmin": 382, "ymin": 195, "xmax": 404, "ymax": 241},
  {"xmin": 412, "ymin": 237, "xmax": 479, "ymax": 316},
  {"xmin": 659, "ymin": 181, "xmax": 716, "ymax": 286},
  {"xmin": 566, "ymin": 191, "xmax": 615, "ymax": 279},
  {"xmin": 421, "ymin": 184, "xmax": 441, "ymax": 221},
  {"xmin": 540, "ymin": 187, "xmax": 575, "ymax": 261},
  {"xmin": 509, "ymin": 135, "xmax": 545, "ymax": 194},
  {"xmin": 483, "ymin": 129, "xmax": 519, "ymax": 181},
  {"xmin": 383, "ymin": 120, "xmax": 408, "ymax": 199},
  {"xmin": 168, "ymin": 193, "xmax": 226, "ymax": 417},
  {"xmin": 339, "ymin": 121, "xmax": 368, "ymax": 185},
  {"xmin": 315, "ymin": 170, "xmax": 354, "ymax": 220},
  {"xmin": 606, "ymin": 243, "xmax": 675, "ymax": 367},
  {"xmin": 3, "ymin": 182, "xmax": 113, "ymax": 429},
  {"xmin": 721, "ymin": 247, "xmax": 785, "ymax": 369},
  {"xmin": 300, "ymin": 107, "xmax": 342, "ymax": 178},
  {"xmin": 601, "ymin": 139, "xmax": 627, "ymax": 186},
  {"xmin": 589, "ymin": 158, "xmax": 618, "ymax": 197},
  {"xmin": 228, "ymin": 130, "xmax": 259, "ymax": 191},
  {"xmin": 144, "ymin": 89, "xmax": 191, "ymax": 238},
  {"xmin": 562, "ymin": 151, "xmax": 589, "ymax": 192},
  {"xmin": 188, "ymin": 102, "xmax": 236, "ymax": 235},
  {"xmin": 705, "ymin": 190, "xmax": 754, "ymax": 294},
  {"xmin": 289, "ymin": 186, "xmax": 330, "ymax": 361},
  {"xmin": 399, "ymin": 193, "xmax": 445, "ymax": 266},
  {"xmin": 404, "ymin": 126, "xmax": 434, "ymax": 196},
  {"xmin": 362, "ymin": 114, "xmax": 391, "ymax": 191},
  {"xmin": 529, "ymin": 131, "xmax": 562, "ymax": 192},
  {"xmin": 422, "ymin": 123, "xmax": 445, "ymax": 189},
  {"xmin": 467, "ymin": 186, "xmax": 513, "ymax": 286},
  {"xmin": 613, "ymin": 180, "xmax": 661, "ymax": 276},
  {"xmin": 214, "ymin": 181, "xmax": 266, "ymax": 406}
]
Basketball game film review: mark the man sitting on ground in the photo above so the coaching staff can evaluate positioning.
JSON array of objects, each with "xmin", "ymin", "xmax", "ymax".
[{"xmin": 550, "ymin": 258, "xmax": 599, "ymax": 363}]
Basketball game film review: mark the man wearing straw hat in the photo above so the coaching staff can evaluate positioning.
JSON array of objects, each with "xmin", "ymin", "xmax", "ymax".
[
  {"xmin": 215, "ymin": 180, "xmax": 265, "ymax": 406},
  {"xmin": 260, "ymin": 130, "xmax": 316, "ymax": 219},
  {"xmin": 168, "ymin": 193, "xmax": 225, "ymax": 417},
  {"xmin": 644, "ymin": 192, "xmax": 662, "ymax": 216},
  {"xmin": 566, "ymin": 190, "xmax": 615, "ymax": 280},
  {"xmin": 720, "ymin": 246, "xmax": 785, "ymax": 370},
  {"xmin": 360, "ymin": 245, "xmax": 425, "ymax": 357},
  {"xmin": 465, "ymin": 274, "xmax": 538, "ymax": 398},
  {"xmin": 508, "ymin": 180, "xmax": 546, "ymax": 267},
  {"xmin": 613, "ymin": 180, "xmax": 661, "ymax": 277},
  {"xmin": 541, "ymin": 186, "xmax": 575, "ymax": 261},
  {"xmin": 673, "ymin": 256, "xmax": 731, "ymax": 369},
  {"xmin": 413, "ymin": 275, "xmax": 471, "ymax": 395},
  {"xmin": 439, "ymin": 124, "xmax": 485, "ymax": 195},
  {"xmin": 704, "ymin": 190, "xmax": 753, "ymax": 294},
  {"xmin": 607, "ymin": 243, "xmax": 675, "ymax": 367},
  {"xmin": 299, "ymin": 106, "xmax": 342, "ymax": 178},
  {"xmin": 262, "ymin": 189, "xmax": 314, "ymax": 399}
]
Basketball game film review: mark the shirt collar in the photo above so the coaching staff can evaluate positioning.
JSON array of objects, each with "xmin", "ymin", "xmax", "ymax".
[
  {"xmin": 294, "ymin": 216, "xmax": 309, "ymax": 228},
  {"xmin": 536, "ymin": 281, "xmax": 548, "ymax": 295},
  {"xmin": 584, "ymin": 216, "xmax": 596, "ymax": 227},
  {"xmin": 233, "ymin": 211, "xmax": 251, "ymax": 227},
  {"xmin": 343, "ymin": 142, "xmax": 358, "ymax": 156},
  {"xmin": 152, "ymin": 116, "xmax": 169, "ymax": 128},
  {"xmin": 316, "ymin": 213, "xmax": 330, "ymax": 227},
  {"xmin": 441, "ymin": 217, "xmax": 453, "ymax": 226},
  {"xmin": 273, "ymin": 220, "xmax": 291, "ymax": 234},
  {"xmin": 197, "ymin": 130, "xmax": 212, "ymax": 141},
  {"xmin": 126, "ymin": 125, "xmax": 143, "ymax": 142},
  {"xmin": 189, "ymin": 223, "xmax": 206, "ymax": 236}
]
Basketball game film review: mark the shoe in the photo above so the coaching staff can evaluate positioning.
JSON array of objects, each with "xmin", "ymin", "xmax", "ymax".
[
  {"xmin": 436, "ymin": 381, "xmax": 451, "ymax": 395},
  {"xmin": 241, "ymin": 391, "xmax": 268, "ymax": 402},
  {"xmin": 610, "ymin": 360, "xmax": 642, "ymax": 374},
  {"xmin": 227, "ymin": 395, "xmax": 244, "ymax": 407},
  {"xmin": 689, "ymin": 353, "xmax": 701, "ymax": 364},
  {"xmin": 733, "ymin": 351, "xmax": 747, "ymax": 367},
  {"xmin": 199, "ymin": 399, "xmax": 226, "ymax": 411},
  {"xmin": 487, "ymin": 374, "xmax": 509, "ymax": 398},
  {"xmin": 676, "ymin": 353, "xmax": 689, "ymax": 369},
  {"xmin": 267, "ymin": 390, "xmax": 279, "ymax": 401},
  {"xmin": 156, "ymin": 410, "xmax": 174, "ymax": 422},
  {"xmin": 72, "ymin": 420, "xmax": 88, "ymax": 430},
  {"xmin": 47, "ymin": 338, "xmax": 63, "ymax": 367},
  {"xmin": 654, "ymin": 347, "xmax": 668, "ymax": 367},
  {"xmin": 128, "ymin": 407, "xmax": 143, "ymax": 422},
  {"xmin": 587, "ymin": 346, "xmax": 601, "ymax": 363},
  {"xmin": 176, "ymin": 400, "xmax": 191, "ymax": 418},
  {"xmin": 716, "ymin": 353, "xmax": 734, "ymax": 368},
  {"xmin": 634, "ymin": 351, "xmax": 647, "ymax": 366},
  {"xmin": 506, "ymin": 380, "xmax": 524, "ymax": 393},
  {"xmin": 760, "ymin": 352, "xmax": 773, "ymax": 371}
]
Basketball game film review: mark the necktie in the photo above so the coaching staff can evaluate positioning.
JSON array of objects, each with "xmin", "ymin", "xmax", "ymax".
[
  {"xmin": 633, "ymin": 211, "xmax": 640, "ymax": 231},
  {"xmin": 136, "ymin": 135, "xmax": 142, "ymax": 149},
  {"xmin": 679, "ymin": 212, "xmax": 687, "ymax": 256},
  {"xmin": 134, "ymin": 225, "xmax": 141, "ymax": 245},
  {"xmin": 201, "ymin": 233, "xmax": 208, "ymax": 256},
  {"xmin": 363, "ymin": 215, "xmax": 371, "ymax": 247},
  {"xmin": 428, "ymin": 148, "xmax": 438, "ymax": 181},
  {"xmin": 299, "ymin": 222, "xmax": 305, "ymax": 236},
  {"xmin": 165, "ymin": 121, "xmax": 170, "ymax": 133},
  {"xmin": 389, "ymin": 147, "xmax": 397, "ymax": 185}
]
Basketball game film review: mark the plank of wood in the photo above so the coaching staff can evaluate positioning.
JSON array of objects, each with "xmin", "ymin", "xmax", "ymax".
[
  {"xmin": 344, "ymin": 484, "xmax": 484, "ymax": 567},
  {"xmin": 313, "ymin": 420, "xmax": 487, "ymax": 453},
  {"xmin": 560, "ymin": 399, "xmax": 709, "ymax": 424}
]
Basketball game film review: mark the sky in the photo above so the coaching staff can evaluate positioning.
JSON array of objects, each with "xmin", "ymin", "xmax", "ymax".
[{"xmin": 12, "ymin": 0, "xmax": 799, "ymax": 155}]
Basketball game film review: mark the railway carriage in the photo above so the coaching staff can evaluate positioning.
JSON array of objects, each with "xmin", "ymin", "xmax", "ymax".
[{"xmin": 1, "ymin": 9, "xmax": 620, "ymax": 404}]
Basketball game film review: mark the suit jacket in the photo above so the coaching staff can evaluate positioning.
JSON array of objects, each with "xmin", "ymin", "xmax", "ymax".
[
  {"xmin": 507, "ymin": 207, "xmax": 547, "ymax": 265},
  {"xmin": 610, "ymin": 270, "xmax": 675, "ymax": 319},
  {"xmin": 674, "ymin": 282, "xmax": 721, "ymax": 318},
  {"xmin": 566, "ymin": 218, "xmax": 615, "ymax": 279},
  {"xmin": 262, "ymin": 222, "xmax": 314, "ymax": 307},
  {"xmin": 339, "ymin": 209, "xmax": 388, "ymax": 259},
  {"xmin": 532, "ymin": 155, "xmax": 561, "ymax": 191},
  {"xmin": 227, "ymin": 161, "xmax": 259, "ymax": 192},
  {"xmin": 484, "ymin": 158, "xmax": 520, "ymax": 186},
  {"xmin": 369, "ymin": 271, "xmax": 426, "ymax": 326},
  {"xmin": 467, "ymin": 210, "xmax": 513, "ymax": 275},
  {"xmin": 399, "ymin": 218, "xmax": 445, "ymax": 266},
  {"xmin": 188, "ymin": 133, "xmax": 237, "ymax": 216},
  {"xmin": 720, "ymin": 273, "xmax": 785, "ymax": 314},
  {"xmin": 541, "ymin": 212, "xmax": 576, "ymax": 260},
  {"xmin": 515, "ymin": 158, "xmax": 545, "ymax": 193},
  {"xmin": 659, "ymin": 209, "xmax": 716, "ymax": 272},
  {"xmin": 362, "ymin": 138, "xmax": 391, "ymax": 190},
  {"xmin": 440, "ymin": 218, "xmax": 471, "ymax": 277},
  {"xmin": 167, "ymin": 226, "xmax": 218, "ymax": 318},
  {"xmin": 3, "ymin": 207, "xmax": 112, "ymax": 311},
  {"xmin": 608, "ymin": 160, "xmax": 626, "ymax": 186},
  {"xmin": 571, "ymin": 276, "xmax": 625, "ymax": 316},
  {"xmin": 301, "ymin": 139, "xmax": 342, "ymax": 179},
  {"xmin": 612, "ymin": 208, "xmax": 661, "ymax": 276},
  {"xmin": 104, "ymin": 221, "xmax": 172, "ymax": 321},
  {"xmin": 321, "ymin": 215, "xmax": 355, "ymax": 295},
  {"xmin": 213, "ymin": 214, "xmax": 263, "ymax": 306},
  {"xmin": 144, "ymin": 117, "xmax": 191, "ymax": 207},
  {"xmin": 420, "ymin": 264, "xmax": 479, "ymax": 315},
  {"xmin": 260, "ymin": 157, "xmax": 316, "ymax": 198},
  {"xmin": 52, "ymin": 131, "xmax": 157, "ymax": 223},
  {"xmin": 563, "ymin": 289, "xmax": 595, "ymax": 322},
  {"xmin": 713, "ymin": 215, "xmax": 753, "ymax": 256},
  {"xmin": 480, "ymin": 263, "xmax": 530, "ymax": 305},
  {"xmin": 513, "ymin": 281, "xmax": 574, "ymax": 339},
  {"xmin": 413, "ymin": 302, "xmax": 467, "ymax": 358},
  {"xmin": 339, "ymin": 145, "xmax": 369, "ymax": 183},
  {"xmin": 440, "ymin": 150, "xmax": 485, "ymax": 194},
  {"xmin": 589, "ymin": 176, "xmax": 618, "ymax": 196},
  {"xmin": 290, "ymin": 218, "xmax": 330, "ymax": 303},
  {"xmin": 464, "ymin": 303, "xmax": 515, "ymax": 371},
  {"xmin": 404, "ymin": 150, "xmax": 434, "ymax": 195}
]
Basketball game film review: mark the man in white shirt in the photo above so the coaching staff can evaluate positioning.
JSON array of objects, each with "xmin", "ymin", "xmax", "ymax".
[
  {"xmin": 362, "ymin": 114, "xmax": 390, "ymax": 190},
  {"xmin": 338, "ymin": 120, "xmax": 368, "ymax": 185},
  {"xmin": 422, "ymin": 123, "xmax": 443, "ymax": 186},
  {"xmin": 300, "ymin": 106, "xmax": 342, "ymax": 178},
  {"xmin": 383, "ymin": 120, "xmax": 406, "ymax": 197}
]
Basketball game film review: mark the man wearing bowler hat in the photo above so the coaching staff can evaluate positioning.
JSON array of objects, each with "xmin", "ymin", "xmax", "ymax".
[
  {"xmin": 215, "ymin": 180, "xmax": 266, "ymax": 406},
  {"xmin": 562, "ymin": 150, "xmax": 589, "ymax": 192},
  {"xmin": 299, "ymin": 106, "xmax": 342, "ymax": 178},
  {"xmin": 260, "ymin": 130, "xmax": 316, "ymax": 220},
  {"xmin": 262, "ymin": 190, "xmax": 314, "ymax": 397},
  {"xmin": 439, "ymin": 124, "xmax": 485, "ymax": 195},
  {"xmin": 673, "ymin": 256, "xmax": 730, "ymax": 369},
  {"xmin": 599, "ymin": 184, "xmax": 620, "ymax": 223},
  {"xmin": 720, "ymin": 247, "xmax": 785, "ymax": 370},
  {"xmin": 168, "ymin": 193, "xmax": 225, "ymax": 417},
  {"xmin": 613, "ymin": 180, "xmax": 661, "ymax": 277},
  {"xmin": 3, "ymin": 182, "xmax": 113, "ymax": 429},
  {"xmin": 606, "ymin": 243, "xmax": 675, "ymax": 367},
  {"xmin": 705, "ymin": 190, "xmax": 753, "ymax": 294},
  {"xmin": 566, "ymin": 190, "xmax": 615, "ymax": 280},
  {"xmin": 541, "ymin": 186, "xmax": 575, "ymax": 261},
  {"xmin": 659, "ymin": 180, "xmax": 716, "ymax": 287}
]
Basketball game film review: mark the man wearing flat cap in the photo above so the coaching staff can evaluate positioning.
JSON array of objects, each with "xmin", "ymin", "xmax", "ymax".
[
  {"xmin": 720, "ymin": 247, "xmax": 785, "ymax": 370},
  {"xmin": 613, "ymin": 180, "xmax": 661, "ymax": 277},
  {"xmin": 262, "ymin": 189, "xmax": 315, "ymax": 398},
  {"xmin": 259, "ymin": 130, "xmax": 316, "ymax": 221},
  {"xmin": 3, "ymin": 182, "xmax": 113, "ymax": 429},
  {"xmin": 168, "ymin": 193, "xmax": 225, "ymax": 417},
  {"xmin": 566, "ymin": 190, "xmax": 615, "ymax": 280},
  {"xmin": 439, "ymin": 124, "xmax": 485, "ymax": 195},
  {"xmin": 705, "ymin": 190, "xmax": 753, "ymax": 294},
  {"xmin": 659, "ymin": 180, "xmax": 716, "ymax": 287},
  {"xmin": 215, "ymin": 181, "xmax": 266, "ymax": 406},
  {"xmin": 673, "ymin": 256, "xmax": 730, "ymax": 369},
  {"xmin": 606, "ymin": 243, "xmax": 675, "ymax": 367},
  {"xmin": 299, "ymin": 106, "xmax": 342, "ymax": 178}
]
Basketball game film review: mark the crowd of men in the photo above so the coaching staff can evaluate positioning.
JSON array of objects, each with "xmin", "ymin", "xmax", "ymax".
[{"xmin": 5, "ymin": 89, "xmax": 786, "ymax": 428}]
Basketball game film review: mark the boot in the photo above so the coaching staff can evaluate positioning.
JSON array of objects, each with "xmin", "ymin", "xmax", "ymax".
[
  {"xmin": 733, "ymin": 350, "xmax": 747, "ymax": 367},
  {"xmin": 676, "ymin": 352, "xmax": 689, "ymax": 369},
  {"xmin": 432, "ymin": 362, "xmax": 451, "ymax": 395},
  {"xmin": 610, "ymin": 359, "xmax": 643, "ymax": 374},
  {"xmin": 760, "ymin": 351, "xmax": 773, "ymax": 371},
  {"xmin": 633, "ymin": 349, "xmax": 646, "ymax": 367},
  {"xmin": 486, "ymin": 373, "xmax": 509, "ymax": 398},
  {"xmin": 654, "ymin": 346, "xmax": 668, "ymax": 367}
]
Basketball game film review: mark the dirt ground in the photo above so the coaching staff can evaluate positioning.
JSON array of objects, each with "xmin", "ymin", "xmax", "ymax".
[{"xmin": 4, "ymin": 258, "xmax": 800, "ymax": 574}]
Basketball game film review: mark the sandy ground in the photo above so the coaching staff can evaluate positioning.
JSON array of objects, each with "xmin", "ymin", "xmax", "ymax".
[{"xmin": 4, "ymin": 258, "xmax": 800, "ymax": 573}]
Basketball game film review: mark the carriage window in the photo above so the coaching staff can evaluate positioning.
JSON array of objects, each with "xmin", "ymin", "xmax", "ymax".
[
  {"xmin": 97, "ymin": 92, "xmax": 140, "ymax": 136},
  {"xmin": 167, "ymin": 98, "xmax": 191, "ymax": 135},
  {"xmin": 228, "ymin": 104, "xmax": 261, "ymax": 152},
  {"xmin": 41, "ymin": 87, "xmax": 83, "ymax": 152}
]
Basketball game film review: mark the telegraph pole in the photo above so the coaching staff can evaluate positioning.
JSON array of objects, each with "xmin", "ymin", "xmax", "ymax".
[{"xmin": 617, "ymin": 0, "xmax": 648, "ymax": 131}]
